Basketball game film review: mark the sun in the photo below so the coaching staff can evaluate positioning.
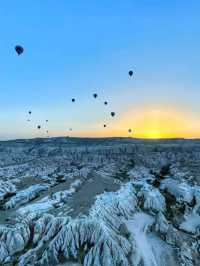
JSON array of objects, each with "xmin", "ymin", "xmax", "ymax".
[
  {"xmin": 128, "ymin": 108, "xmax": 173, "ymax": 139},
  {"xmin": 144, "ymin": 129, "xmax": 162, "ymax": 139},
  {"xmin": 71, "ymin": 106, "xmax": 200, "ymax": 139},
  {"xmin": 109, "ymin": 106, "xmax": 200, "ymax": 139}
]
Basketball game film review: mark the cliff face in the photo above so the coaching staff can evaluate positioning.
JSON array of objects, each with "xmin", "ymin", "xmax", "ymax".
[{"xmin": 0, "ymin": 137, "xmax": 200, "ymax": 265}]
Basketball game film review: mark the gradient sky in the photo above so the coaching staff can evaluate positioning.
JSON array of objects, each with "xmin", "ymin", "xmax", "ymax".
[{"xmin": 1, "ymin": 1, "xmax": 200, "ymax": 139}]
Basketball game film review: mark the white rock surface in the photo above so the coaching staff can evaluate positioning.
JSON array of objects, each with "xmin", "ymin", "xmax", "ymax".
[{"xmin": 0, "ymin": 138, "xmax": 199, "ymax": 265}]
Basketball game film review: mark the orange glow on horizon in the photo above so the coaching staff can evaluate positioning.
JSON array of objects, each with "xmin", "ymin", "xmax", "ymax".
[
  {"xmin": 51, "ymin": 106, "xmax": 200, "ymax": 139},
  {"xmin": 115, "ymin": 106, "xmax": 200, "ymax": 139}
]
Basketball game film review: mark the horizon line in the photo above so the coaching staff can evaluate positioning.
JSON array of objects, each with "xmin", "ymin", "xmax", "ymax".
[{"xmin": 1, "ymin": 136, "xmax": 200, "ymax": 142}]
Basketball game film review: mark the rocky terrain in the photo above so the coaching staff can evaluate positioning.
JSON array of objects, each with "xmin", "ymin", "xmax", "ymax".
[{"xmin": 0, "ymin": 137, "xmax": 200, "ymax": 265}]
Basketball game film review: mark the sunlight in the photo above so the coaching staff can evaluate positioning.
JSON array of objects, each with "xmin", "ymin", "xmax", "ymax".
[
  {"xmin": 107, "ymin": 105, "xmax": 200, "ymax": 139},
  {"xmin": 143, "ymin": 129, "xmax": 162, "ymax": 139}
]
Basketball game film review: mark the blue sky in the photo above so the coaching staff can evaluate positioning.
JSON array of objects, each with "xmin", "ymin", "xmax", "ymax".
[{"xmin": 0, "ymin": 1, "xmax": 200, "ymax": 139}]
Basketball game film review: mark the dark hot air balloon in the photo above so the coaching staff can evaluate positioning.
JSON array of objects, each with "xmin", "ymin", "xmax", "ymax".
[
  {"xmin": 37, "ymin": 125, "xmax": 41, "ymax": 129},
  {"xmin": 111, "ymin": 112, "xmax": 115, "ymax": 117},
  {"xmin": 104, "ymin": 101, "xmax": 108, "ymax": 105},
  {"xmin": 28, "ymin": 111, "xmax": 31, "ymax": 115},
  {"xmin": 128, "ymin": 129, "xmax": 132, "ymax": 133},
  {"xmin": 93, "ymin": 93, "xmax": 98, "ymax": 98},
  {"xmin": 129, "ymin": 70, "xmax": 133, "ymax": 77},
  {"xmin": 72, "ymin": 98, "xmax": 75, "ymax": 102},
  {"xmin": 15, "ymin": 45, "xmax": 24, "ymax": 55},
  {"xmin": 103, "ymin": 124, "xmax": 106, "ymax": 128}
]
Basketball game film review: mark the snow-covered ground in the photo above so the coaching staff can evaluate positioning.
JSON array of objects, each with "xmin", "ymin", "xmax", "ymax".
[{"xmin": 0, "ymin": 137, "xmax": 200, "ymax": 265}]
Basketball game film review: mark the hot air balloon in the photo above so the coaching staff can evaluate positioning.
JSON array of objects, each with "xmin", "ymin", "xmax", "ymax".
[
  {"xmin": 37, "ymin": 125, "xmax": 41, "ymax": 129},
  {"xmin": 103, "ymin": 124, "xmax": 106, "ymax": 128},
  {"xmin": 129, "ymin": 70, "xmax": 133, "ymax": 77},
  {"xmin": 128, "ymin": 129, "xmax": 132, "ymax": 133},
  {"xmin": 15, "ymin": 45, "xmax": 24, "ymax": 55},
  {"xmin": 72, "ymin": 98, "xmax": 75, "ymax": 102},
  {"xmin": 104, "ymin": 101, "xmax": 108, "ymax": 105},
  {"xmin": 46, "ymin": 120, "xmax": 48, "ymax": 122},
  {"xmin": 28, "ymin": 111, "xmax": 32, "ymax": 115},
  {"xmin": 93, "ymin": 93, "xmax": 98, "ymax": 98},
  {"xmin": 111, "ymin": 112, "xmax": 115, "ymax": 117}
]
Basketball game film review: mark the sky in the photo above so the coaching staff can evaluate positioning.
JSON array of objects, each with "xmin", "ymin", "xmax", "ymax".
[{"xmin": 0, "ymin": 1, "xmax": 200, "ymax": 139}]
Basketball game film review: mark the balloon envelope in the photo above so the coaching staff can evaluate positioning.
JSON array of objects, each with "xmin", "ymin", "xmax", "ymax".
[
  {"xmin": 15, "ymin": 45, "xmax": 24, "ymax": 55},
  {"xmin": 129, "ymin": 70, "xmax": 133, "ymax": 77}
]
